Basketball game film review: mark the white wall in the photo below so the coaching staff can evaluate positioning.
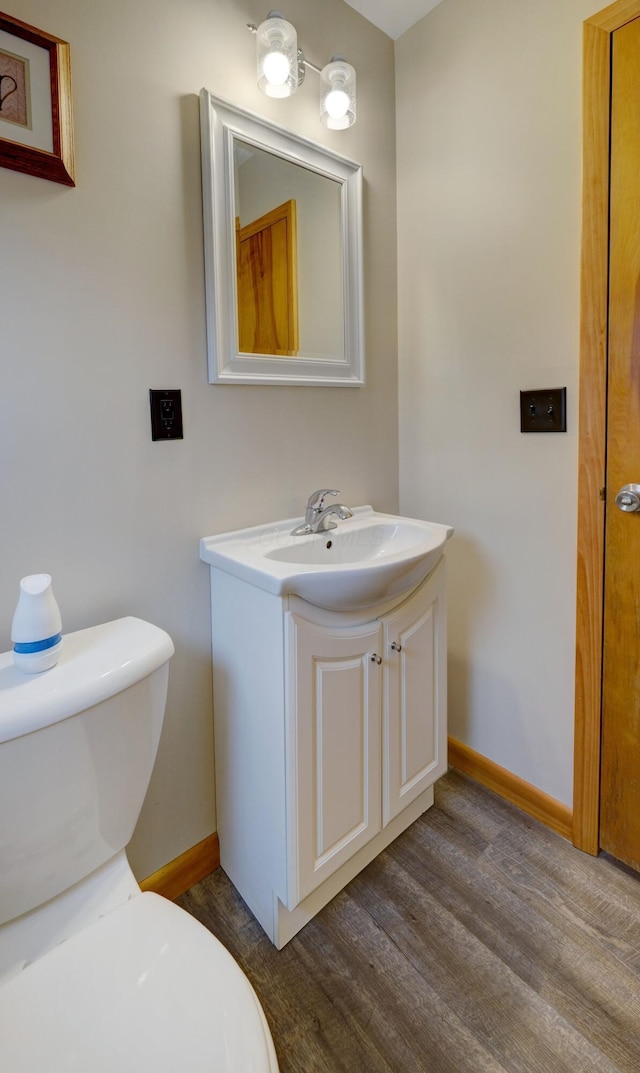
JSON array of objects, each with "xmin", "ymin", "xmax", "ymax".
[
  {"xmin": 0, "ymin": 0, "xmax": 397, "ymax": 878},
  {"xmin": 397, "ymin": 0, "xmax": 597, "ymax": 807}
]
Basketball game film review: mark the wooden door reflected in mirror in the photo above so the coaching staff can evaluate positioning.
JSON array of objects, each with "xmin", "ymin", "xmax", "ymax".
[{"xmin": 236, "ymin": 200, "xmax": 299, "ymax": 356}]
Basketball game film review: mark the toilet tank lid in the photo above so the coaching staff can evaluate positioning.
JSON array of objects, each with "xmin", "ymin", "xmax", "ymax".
[{"xmin": 0, "ymin": 617, "xmax": 174, "ymax": 744}]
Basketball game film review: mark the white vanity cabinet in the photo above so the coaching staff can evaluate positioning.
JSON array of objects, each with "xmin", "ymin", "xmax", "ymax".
[
  {"xmin": 286, "ymin": 614, "xmax": 383, "ymax": 905},
  {"xmin": 206, "ymin": 556, "xmax": 448, "ymax": 948},
  {"xmin": 382, "ymin": 571, "xmax": 447, "ymax": 824}
]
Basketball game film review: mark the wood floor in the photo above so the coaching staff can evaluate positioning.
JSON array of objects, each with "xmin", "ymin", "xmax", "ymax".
[{"xmin": 177, "ymin": 770, "xmax": 640, "ymax": 1073}]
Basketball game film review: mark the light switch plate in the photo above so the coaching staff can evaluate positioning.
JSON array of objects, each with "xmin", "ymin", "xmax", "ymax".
[{"xmin": 520, "ymin": 387, "xmax": 567, "ymax": 433}]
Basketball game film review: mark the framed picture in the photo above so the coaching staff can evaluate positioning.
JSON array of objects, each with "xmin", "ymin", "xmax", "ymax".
[{"xmin": 0, "ymin": 11, "xmax": 74, "ymax": 186}]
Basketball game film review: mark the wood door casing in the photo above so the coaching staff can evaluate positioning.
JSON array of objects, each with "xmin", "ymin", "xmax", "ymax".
[
  {"xmin": 236, "ymin": 199, "xmax": 299, "ymax": 357},
  {"xmin": 574, "ymin": 0, "xmax": 640, "ymax": 856},
  {"xmin": 599, "ymin": 15, "xmax": 640, "ymax": 868}
]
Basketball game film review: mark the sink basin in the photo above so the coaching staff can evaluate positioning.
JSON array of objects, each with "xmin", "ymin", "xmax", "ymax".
[{"xmin": 200, "ymin": 506, "xmax": 453, "ymax": 612}]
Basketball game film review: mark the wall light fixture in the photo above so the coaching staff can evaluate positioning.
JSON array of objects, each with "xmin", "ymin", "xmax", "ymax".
[
  {"xmin": 249, "ymin": 11, "xmax": 356, "ymax": 129},
  {"xmin": 255, "ymin": 11, "xmax": 301, "ymax": 98},
  {"xmin": 319, "ymin": 56, "xmax": 356, "ymax": 130}
]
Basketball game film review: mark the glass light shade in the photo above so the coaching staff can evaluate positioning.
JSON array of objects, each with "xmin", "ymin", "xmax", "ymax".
[
  {"xmin": 320, "ymin": 58, "xmax": 356, "ymax": 130},
  {"xmin": 256, "ymin": 13, "xmax": 299, "ymax": 99}
]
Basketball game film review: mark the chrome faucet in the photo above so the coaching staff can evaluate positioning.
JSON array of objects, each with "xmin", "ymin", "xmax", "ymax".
[{"xmin": 290, "ymin": 489, "xmax": 353, "ymax": 536}]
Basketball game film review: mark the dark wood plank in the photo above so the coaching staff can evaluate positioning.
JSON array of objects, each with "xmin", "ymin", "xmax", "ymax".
[{"xmin": 178, "ymin": 771, "xmax": 640, "ymax": 1073}]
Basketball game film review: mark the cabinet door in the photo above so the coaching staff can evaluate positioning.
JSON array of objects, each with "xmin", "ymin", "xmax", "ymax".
[
  {"xmin": 285, "ymin": 613, "xmax": 382, "ymax": 906},
  {"xmin": 382, "ymin": 560, "xmax": 448, "ymax": 825}
]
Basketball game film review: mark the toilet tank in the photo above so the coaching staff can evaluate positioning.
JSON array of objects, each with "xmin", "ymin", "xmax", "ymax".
[{"xmin": 0, "ymin": 617, "xmax": 174, "ymax": 926}]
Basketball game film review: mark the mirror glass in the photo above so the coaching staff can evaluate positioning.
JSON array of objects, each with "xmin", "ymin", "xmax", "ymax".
[
  {"xmin": 200, "ymin": 91, "xmax": 364, "ymax": 386},
  {"xmin": 234, "ymin": 138, "xmax": 344, "ymax": 360}
]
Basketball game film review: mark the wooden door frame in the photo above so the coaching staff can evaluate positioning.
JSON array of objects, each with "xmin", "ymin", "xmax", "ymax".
[{"xmin": 574, "ymin": 0, "xmax": 640, "ymax": 853}]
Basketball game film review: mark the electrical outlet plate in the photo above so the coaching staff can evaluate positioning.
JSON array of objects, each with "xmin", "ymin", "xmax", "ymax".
[
  {"xmin": 520, "ymin": 387, "xmax": 567, "ymax": 433},
  {"xmin": 149, "ymin": 389, "xmax": 183, "ymax": 441}
]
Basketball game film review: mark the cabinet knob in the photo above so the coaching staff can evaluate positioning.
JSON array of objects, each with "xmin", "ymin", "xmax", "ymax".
[
  {"xmin": 370, "ymin": 653, "xmax": 382, "ymax": 665},
  {"xmin": 390, "ymin": 641, "xmax": 402, "ymax": 652}
]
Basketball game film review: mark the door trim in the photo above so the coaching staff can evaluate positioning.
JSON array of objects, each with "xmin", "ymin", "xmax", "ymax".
[{"xmin": 574, "ymin": 0, "xmax": 640, "ymax": 853}]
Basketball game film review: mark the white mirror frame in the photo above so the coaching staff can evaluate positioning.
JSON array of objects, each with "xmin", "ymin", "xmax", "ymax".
[{"xmin": 200, "ymin": 90, "xmax": 364, "ymax": 386}]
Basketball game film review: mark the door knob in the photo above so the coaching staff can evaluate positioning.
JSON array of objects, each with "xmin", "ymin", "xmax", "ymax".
[{"xmin": 615, "ymin": 484, "xmax": 640, "ymax": 512}]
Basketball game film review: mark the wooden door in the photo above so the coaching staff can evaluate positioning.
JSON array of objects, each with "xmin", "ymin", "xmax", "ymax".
[
  {"xmin": 600, "ymin": 15, "xmax": 640, "ymax": 869},
  {"xmin": 285, "ymin": 613, "xmax": 382, "ymax": 907},
  {"xmin": 236, "ymin": 199, "xmax": 299, "ymax": 356},
  {"xmin": 381, "ymin": 561, "xmax": 448, "ymax": 826}
]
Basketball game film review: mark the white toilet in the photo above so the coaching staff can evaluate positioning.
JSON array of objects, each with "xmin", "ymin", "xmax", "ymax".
[{"xmin": 0, "ymin": 616, "xmax": 279, "ymax": 1072}]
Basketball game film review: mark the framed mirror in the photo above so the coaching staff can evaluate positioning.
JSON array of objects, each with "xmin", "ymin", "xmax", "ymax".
[{"xmin": 200, "ymin": 90, "xmax": 364, "ymax": 386}]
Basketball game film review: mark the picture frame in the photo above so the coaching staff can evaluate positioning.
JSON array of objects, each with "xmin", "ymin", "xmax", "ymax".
[{"xmin": 0, "ymin": 10, "xmax": 74, "ymax": 186}]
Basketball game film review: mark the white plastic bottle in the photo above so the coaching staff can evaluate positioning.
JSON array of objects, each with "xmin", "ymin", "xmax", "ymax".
[{"xmin": 11, "ymin": 573, "xmax": 63, "ymax": 673}]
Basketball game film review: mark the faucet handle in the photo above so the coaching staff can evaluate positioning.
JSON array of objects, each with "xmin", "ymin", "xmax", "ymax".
[{"xmin": 306, "ymin": 488, "xmax": 339, "ymax": 510}]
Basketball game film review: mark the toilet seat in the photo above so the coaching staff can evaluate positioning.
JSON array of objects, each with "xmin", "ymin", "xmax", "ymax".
[{"xmin": 0, "ymin": 892, "xmax": 279, "ymax": 1072}]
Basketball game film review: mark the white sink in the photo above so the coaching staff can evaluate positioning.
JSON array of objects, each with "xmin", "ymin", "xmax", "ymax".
[{"xmin": 200, "ymin": 506, "xmax": 453, "ymax": 612}]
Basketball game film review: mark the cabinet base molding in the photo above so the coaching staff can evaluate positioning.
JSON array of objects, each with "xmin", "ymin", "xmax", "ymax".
[
  {"xmin": 448, "ymin": 737, "xmax": 573, "ymax": 841},
  {"xmin": 271, "ymin": 786, "xmax": 434, "ymax": 949},
  {"xmin": 139, "ymin": 833, "xmax": 220, "ymax": 902}
]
